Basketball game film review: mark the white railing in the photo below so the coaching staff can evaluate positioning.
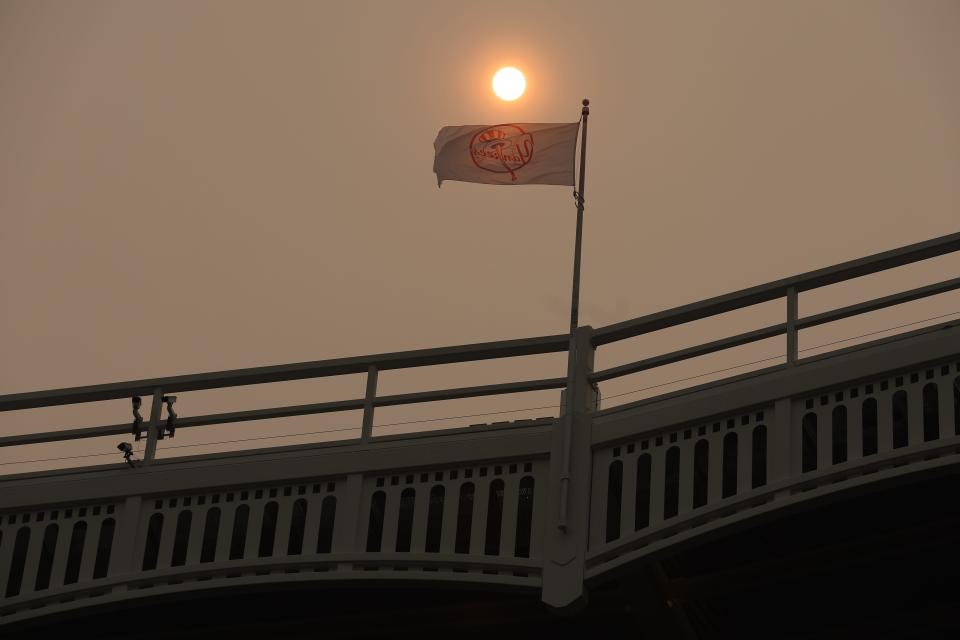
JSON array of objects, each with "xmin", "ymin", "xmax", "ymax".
[
  {"xmin": 585, "ymin": 355, "xmax": 960, "ymax": 582},
  {"xmin": 1, "ymin": 231, "xmax": 959, "ymax": 621}
]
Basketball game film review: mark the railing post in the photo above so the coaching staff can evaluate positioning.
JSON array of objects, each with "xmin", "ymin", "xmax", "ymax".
[
  {"xmin": 361, "ymin": 365, "xmax": 378, "ymax": 442},
  {"xmin": 786, "ymin": 287, "xmax": 798, "ymax": 366},
  {"xmin": 542, "ymin": 325, "xmax": 595, "ymax": 611},
  {"xmin": 142, "ymin": 387, "xmax": 164, "ymax": 464}
]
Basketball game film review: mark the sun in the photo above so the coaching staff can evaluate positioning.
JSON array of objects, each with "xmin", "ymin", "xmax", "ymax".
[{"xmin": 492, "ymin": 67, "xmax": 525, "ymax": 101}]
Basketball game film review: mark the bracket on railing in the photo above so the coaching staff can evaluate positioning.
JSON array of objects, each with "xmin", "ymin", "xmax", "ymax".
[
  {"xmin": 142, "ymin": 387, "xmax": 164, "ymax": 463},
  {"xmin": 131, "ymin": 396, "xmax": 144, "ymax": 441},
  {"xmin": 161, "ymin": 396, "xmax": 177, "ymax": 439}
]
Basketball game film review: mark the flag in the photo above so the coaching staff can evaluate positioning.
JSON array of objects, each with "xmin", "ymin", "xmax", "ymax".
[{"xmin": 433, "ymin": 122, "xmax": 579, "ymax": 187}]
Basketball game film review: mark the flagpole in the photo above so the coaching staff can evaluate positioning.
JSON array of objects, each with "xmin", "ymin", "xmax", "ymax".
[
  {"xmin": 558, "ymin": 98, "xmax": 589, "ymax": 532},
  {"xmin": 569, "ymin": 98, "xmax": 589, "ymax": 334}
]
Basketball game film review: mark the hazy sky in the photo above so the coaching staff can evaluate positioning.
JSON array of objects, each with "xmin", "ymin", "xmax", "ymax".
[{"xmin": 2, "ymin": 0, "xmax": 959, "ymax": 472}]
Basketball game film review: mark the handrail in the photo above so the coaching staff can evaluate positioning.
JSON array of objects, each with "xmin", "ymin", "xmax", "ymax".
[
  {"xmin": 0, "ymin": 376, "xmax": 567, "ymax": 448},
  {"xmin": 591, "ymin": 230, "xmax": 960, "ymax": 346},
  {"xmin": 590, "ymin": 275, "xmax": 960, "ymax": 384},
  {"xmin": 0, "ymin": 230, "xmax": 957, "ymax": 460},
  {"xmin": 590, "ymin": 323, "xmax": 787, "ymax": 383},
  {"xmin": 0, "ymin": 333, "xmax": 569, "ymax": 411},
  {"xmin": 796, "ymin": 276, "xmax": 960, "ymax": 330}
]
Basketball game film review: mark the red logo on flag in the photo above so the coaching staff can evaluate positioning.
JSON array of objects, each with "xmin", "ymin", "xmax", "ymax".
[{"xmin": 469, "ymin": 125, "xmax": 534, "ymax": 181}]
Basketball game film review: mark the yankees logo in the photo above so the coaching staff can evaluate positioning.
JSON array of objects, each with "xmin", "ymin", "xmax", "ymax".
[{"xmin": 468, "ymin": 124, "xmax": 534, "ymax": 181}]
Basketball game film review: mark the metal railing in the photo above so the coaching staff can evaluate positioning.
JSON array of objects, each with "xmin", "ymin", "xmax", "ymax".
[{"xmin": 1, "ymin": 230, "xmax": 958, "ymax": 464}]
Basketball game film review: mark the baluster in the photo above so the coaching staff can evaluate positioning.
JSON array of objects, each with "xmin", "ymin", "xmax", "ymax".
[
  {"xmin": 214, "ymin": 505, "xmax": 237, "ymax": 564},
  {"xmin": 647, "ymin": 446, "xmax": 666, "ymax": 527},
  {"xmin": 529, "ymin": 467, "xmax": 548, "ymax": 559},
  {"xmin": 469, "ymin": 477, "xmax": 490, "ymax": 557},
  {"xmin": 816, "ymin": 407, "xmax": 830, "ymax": 472},
  {"xmin": 737, "ymin": 423, "xmax": 752, "ymax": 494},
  {"xmin": 300, "ymin": 492, "xmax": 323, "ymax": 557},
  {"xmin": 908, "ymin": 382, "xmax": 924, "ymax": 445},
  {"xmin": 938, "ymin": 378, "xmax": 953, "ymax": 439},
  {"xmin": 184, "ymin": 508, "xmax": 205, "ymax": 566},
  {"xmin": 707, "ymin": 429, "xmax": 723, "ymax": 505},
  {"xmin": 677, "ymin": 436, "xmax": 695, "ymax": 517},
  {"xmin": 77, "ymin": 516, "xmax": 101, "ymax": 584},
  {"xmin": 795, "ymin": 406, "xmax": 812, "ymax": 475},
  {"xmin": 499, "ymin": 474, "xmax": 520, "ymax": 558},
  {"xmin": 620, "ymin": 451, "xmax": 638, "ymax": 539},
  {"xmin": 877, "ymin": 387, "xmax": 894, "ymax": 454},
  {"xmin": 153, "ymin": 508, "xmax": 178, "ymax": 572},
  {"xmin": 19, "ymin": 522, "xmax": 42, "ymax": 596},
  {"xmin": 332, "ymin": 474, "xmax": 363, "ymax": 571},
  {"xmin": 0, "ymin": 521, "xmax": 20, "ymax": 596},
  {"xmin": 847, "ymin": 397, "xmax": 864, "ymax": 464},
  {"xmin": 410, "ymin": 482, "xmax": 431, "ymax": 554},
  {"xmin": 380, "ymin": 486, "xmax": 401, "ymax": 555},
  {"xmin": 49, "ymin": 524, "xmax": 70, "ymax": 588},
  {"xmin": 272, "ymin": 499, "xmax": 293, "ymax": 558},
  {"xmin": 439, "ymin": 479, "xmax": 459, "ymax": 555},
  {"xmin": 242, "ymin": 501, "xmax": 265, "ymax": 561}
]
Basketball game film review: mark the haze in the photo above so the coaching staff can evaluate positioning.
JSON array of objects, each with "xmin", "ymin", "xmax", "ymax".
[{"xmin": 2, "ymin": 0, "xmax": 958, "ymax": 473}]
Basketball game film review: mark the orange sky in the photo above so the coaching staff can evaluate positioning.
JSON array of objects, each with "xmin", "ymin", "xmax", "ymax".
[{"xmin": 1, "ymin": 0, "xmax": 959, "ymax": 473}]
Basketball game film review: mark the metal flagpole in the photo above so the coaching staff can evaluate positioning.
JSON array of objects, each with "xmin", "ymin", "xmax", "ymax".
[
  {"xmin": 569, "ymin": 98, "xmax": 590, "ymax": 334},
  {"xmin": 558, "ymin": 99, "xmax": 590, "ymax": 531}
]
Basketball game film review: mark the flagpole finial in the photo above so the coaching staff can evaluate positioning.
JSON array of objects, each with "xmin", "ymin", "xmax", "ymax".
[{"xmin": 582, "ymin": 98, "xmax": 589, "ymax": 115}]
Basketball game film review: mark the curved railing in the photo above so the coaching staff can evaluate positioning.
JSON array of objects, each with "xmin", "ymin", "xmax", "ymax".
[
  {"xmin": 1, "ymin": 231, "xmax": 959, "ymax": 623},
  {"xmin": 0, "ymin": 230, "xmax": 957, "ymax": 461},
  {"xmin": 587, "ymin": 350, "xmax": 960, "ymax": 585},
  {"xmin": 1, "ymin": 325, "xmax": 957, "ymax": 626},
  {"xmin": 0, "ymin": 446, "xmax": 551, "ymax": 625}
]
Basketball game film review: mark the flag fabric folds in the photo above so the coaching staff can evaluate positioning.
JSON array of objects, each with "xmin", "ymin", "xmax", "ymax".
[{"xmin": 433, "ymin": 122, "xmax": 579, "ymax": 187}]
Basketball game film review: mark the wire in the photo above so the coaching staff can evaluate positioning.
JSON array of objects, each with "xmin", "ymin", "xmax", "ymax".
[
  {"xmin": 150, "ymin": 404, "xmax": 564, "ymax": 452},
  {"xmin": 0, "ymin": 405, "xmax": 564, "ymax": 466},
  {"xmin": 797, "ymin": 310, "xmax": 960, "ymax": 353},
  {"xmin": 601, "ymin": 355, "xmax": 785, "ymax": 400},
  {"xmin": 600, "ymin": 309, "xmax": 960, "ymax": 402},
  {"xmin": 0, "ymin": 446, "xmax": 143, "ymax": 467},
  {"xmin": 160, "ymin": 425, "xmax": 360, "ymax": 450},
  {"xmin": 373, "ymin": 404, "xmax": 560, "ymax": 429},
  {"xmin": 3, "ymin": 310, "xmax": 957, "ymax": 468}
]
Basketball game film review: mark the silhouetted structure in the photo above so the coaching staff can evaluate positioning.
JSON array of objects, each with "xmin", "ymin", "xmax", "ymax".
[{"xmin": 1, "ymin": 232, "xmax": 960, "ymax": 638}]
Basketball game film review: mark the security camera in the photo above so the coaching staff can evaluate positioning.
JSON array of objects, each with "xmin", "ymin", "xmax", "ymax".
[{"xmin": 117, "ymin": 442, "xmax": 138, "ymax": 468}]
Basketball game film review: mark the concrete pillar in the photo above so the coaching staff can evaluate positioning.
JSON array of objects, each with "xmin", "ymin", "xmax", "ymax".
[
  {"xmin": 542, "ymin": 326, "xmax": 595, "ymax": 611},
  {"xmin": 332, "ymin": 473, "xmax": 364, "ymax": 570}
]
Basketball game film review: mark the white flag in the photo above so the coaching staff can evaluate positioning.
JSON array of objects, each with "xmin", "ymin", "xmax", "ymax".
[{"xmin": 433, "ymin": 122, "xmax": 579, "ymax": 187}]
